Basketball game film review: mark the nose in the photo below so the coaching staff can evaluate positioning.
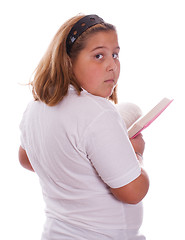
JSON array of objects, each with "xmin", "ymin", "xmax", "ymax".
[{"xmin": 106, "ymin": 58, "xmax": 117, "ymax": 72}]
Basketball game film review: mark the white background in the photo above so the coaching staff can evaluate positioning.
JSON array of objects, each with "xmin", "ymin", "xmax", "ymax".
[{"xmin": 0, "ymin": 0, "xmax": 184, "ymax": 239}]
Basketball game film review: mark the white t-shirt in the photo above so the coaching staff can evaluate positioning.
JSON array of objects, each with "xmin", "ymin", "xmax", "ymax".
[{"xmin": 20, "ymin": 86, "xmax": 145, "ymax": 240}]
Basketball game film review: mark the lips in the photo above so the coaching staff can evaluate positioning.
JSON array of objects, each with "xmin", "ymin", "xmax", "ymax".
[{"xmin": 104, "ymin": 79, "xmax": 115, "ymax": 83}]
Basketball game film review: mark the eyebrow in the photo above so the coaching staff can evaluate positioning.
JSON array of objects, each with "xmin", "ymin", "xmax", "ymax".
[{"xmin": 91, "ymin": 46, "xmax": 120, "ymax": 52}]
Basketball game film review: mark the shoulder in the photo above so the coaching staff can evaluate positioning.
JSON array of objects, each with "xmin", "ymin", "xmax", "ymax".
[
  {"xmin": 58, "ymin": 87, "xmax": 126, "ymax": 135},
  {"xmin": 66, "ymin": 86, "xmax": 118, "ymax": 117}
]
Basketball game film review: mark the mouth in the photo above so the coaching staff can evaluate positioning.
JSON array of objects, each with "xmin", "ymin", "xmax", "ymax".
[{"xmin": 104, "ymin": 79, "xmax": 115, "ymax": 84}]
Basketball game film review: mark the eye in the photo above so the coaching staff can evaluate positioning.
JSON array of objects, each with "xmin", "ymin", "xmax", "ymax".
[
  {"xmin": 112, "ymin": 53, "xmax": 119, "ymax": 59},
  {"xmin": 95, "ymin": 54, "xmax": 103, "ymax": 60}
]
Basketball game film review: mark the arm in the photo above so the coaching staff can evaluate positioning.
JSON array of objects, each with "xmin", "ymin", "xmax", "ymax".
[
  {"xmin": 111, "ymin": 134, "xmax": 149, "ymax": 204},
  {"xmin": 18, "ymin": 146, "xmax": 34, "ymax": 172},
  {"xmin": 110, "ymin": 168, "xmax": 149, "ymax": 204}
]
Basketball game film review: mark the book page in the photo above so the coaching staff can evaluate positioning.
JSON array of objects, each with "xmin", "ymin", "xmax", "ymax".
[{"xmin": 128, "ymin": 98, "xmax": 173, "ymax": 138}]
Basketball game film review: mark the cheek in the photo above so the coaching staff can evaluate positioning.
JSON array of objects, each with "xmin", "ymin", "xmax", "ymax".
[
  {"xmin": 74, "ymin": 65, "xmax": 99, "ymax": 88},
  {"xmin": 116, "ymin": 62, "xmax": 121, "ymax": 78},
  {"xmin": 84, "ymin": 65, "xmax": 102, "ymax": 81}
]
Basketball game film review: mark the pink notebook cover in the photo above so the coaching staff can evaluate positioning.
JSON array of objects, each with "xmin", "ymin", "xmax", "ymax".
[{"xmin": 131, "ymin": 99, "xmax": 174, "ymax": 139}]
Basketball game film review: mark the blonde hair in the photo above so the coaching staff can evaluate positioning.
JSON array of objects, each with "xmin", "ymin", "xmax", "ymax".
[{"xmin": 30, "ymin": 15, "xmax": 118, "ymax": 106}]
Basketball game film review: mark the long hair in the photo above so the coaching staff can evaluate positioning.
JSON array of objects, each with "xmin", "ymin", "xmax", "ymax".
[{"xmin": 30, "ymin": 15, "xmax": 118, "ymax": 106}]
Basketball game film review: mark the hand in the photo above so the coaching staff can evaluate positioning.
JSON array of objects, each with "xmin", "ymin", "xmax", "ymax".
[{"xmin": 130, "ymin": 134, "xmax": 145, "ymax": 156}]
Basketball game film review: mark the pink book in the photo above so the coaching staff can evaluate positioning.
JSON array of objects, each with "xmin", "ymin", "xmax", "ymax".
[{"xmin": 128, "ymin": 98, "xmax": 173, "ymax": 139}]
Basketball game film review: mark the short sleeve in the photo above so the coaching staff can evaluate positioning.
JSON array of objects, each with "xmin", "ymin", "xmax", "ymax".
[
  {"xmin": 19, "ymin": 103, "xmax": 31, "ymax": 150},
  {"xmin": 83, "ymin": 110, "xmax": 141, "ymax": 188},
  {"xmin": 19, "ymin": 113, "xmax": 26, "ymax": 149}
]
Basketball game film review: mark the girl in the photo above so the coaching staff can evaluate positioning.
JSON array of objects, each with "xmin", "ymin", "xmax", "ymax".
[{"xmin": 19, "ymin": 14, "xmax": 149, "ymax": 240}]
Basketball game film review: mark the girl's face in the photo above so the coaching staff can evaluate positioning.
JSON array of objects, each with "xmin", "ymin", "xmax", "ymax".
[{"xmin": 72, "ymin": 30, "xmax": 120, "ymax": 98}]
